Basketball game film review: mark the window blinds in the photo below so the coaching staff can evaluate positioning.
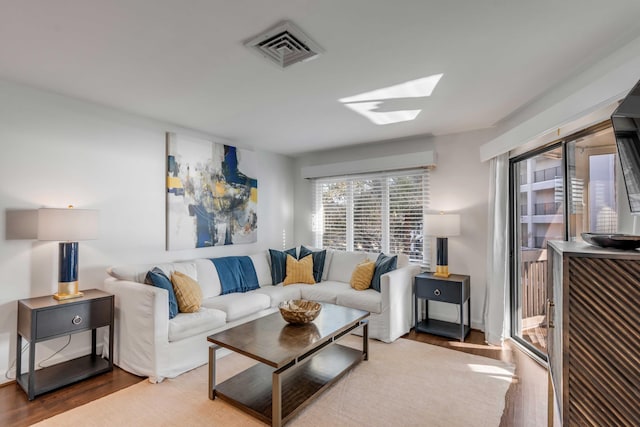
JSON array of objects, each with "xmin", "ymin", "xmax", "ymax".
[{"xmin": 312, "ymin": 169, "xmax": 430, "ymax": 266}]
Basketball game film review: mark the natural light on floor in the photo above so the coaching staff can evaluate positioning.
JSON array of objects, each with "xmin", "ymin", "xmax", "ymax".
[
  {"xmin": 339, "ymin": 73, "xmax": 443, "ymax": 125},
  {"xmin": 467, "ymin": 363, "xmax": 514, "ymax": 383}
]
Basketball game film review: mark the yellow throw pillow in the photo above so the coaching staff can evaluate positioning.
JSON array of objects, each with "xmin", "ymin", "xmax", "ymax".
[
  {"xmin": 171, "ymin": 271, "xmax": 203, "ymax": 313},
  {"xmin": 283, "ymin": 254, "xmax": 315, "ymax": 285},
  {"xmin": 350, "ymin": 260, "xmax": 376, "ymax": 291}
]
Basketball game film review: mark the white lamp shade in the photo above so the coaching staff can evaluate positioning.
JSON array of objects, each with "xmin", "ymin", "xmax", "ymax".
[
  {"xmin": 37, "ymin": 208, "xmax": 99, "ymax": 241},
  {"xmin": 424, "ymin": 213, "xmax": 460, "ymax": 237}
]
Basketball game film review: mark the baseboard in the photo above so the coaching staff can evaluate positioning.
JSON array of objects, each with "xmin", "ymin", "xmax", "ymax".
[{"xmin": 0, "ymin": 379, "xmax": 16, "ymax": 388}]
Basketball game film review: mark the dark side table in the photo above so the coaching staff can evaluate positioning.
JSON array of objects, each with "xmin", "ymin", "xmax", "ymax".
[
  {"xmin": 414, "ymin": 272, "xmax": 470, "ymax": 342},
  {"xmin": 16, "ymin": 289, "xmax": 114, "ymax": 400}
]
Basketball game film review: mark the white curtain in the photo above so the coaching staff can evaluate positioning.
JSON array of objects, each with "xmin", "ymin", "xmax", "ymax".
[{"xmin": 483, "ymin": 153, "xmax": 510, "ymax": 345}]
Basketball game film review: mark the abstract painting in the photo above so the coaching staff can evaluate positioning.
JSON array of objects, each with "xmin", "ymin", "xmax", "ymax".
[{"xmin": 166, "ymin": 133, "xmax": 258, "ymax": 250}]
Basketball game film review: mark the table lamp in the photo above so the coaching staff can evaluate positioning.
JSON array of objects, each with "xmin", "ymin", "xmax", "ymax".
[
  {"xmin": 424, "ymin": 213, "xmax": 460, "ymax": 278},
  {"xmin": 37, "ymin": 206, "xmax": 99, "ymax": 300}
]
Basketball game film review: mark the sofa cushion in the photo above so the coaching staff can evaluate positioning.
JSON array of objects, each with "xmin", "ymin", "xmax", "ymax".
[
  {"xmin": 249, "ymin": 252, "xmax": 272, "ymax": 286},
  {"xmin": 194, "ymin": 259, "xmax": 221, "ymax": 298},
  {"xmin": 269, "ymin": 248, "xmax": 297, "ymax": 285},
  {"xmin": 284, "ymin": 254, "xmax": 315, "ymax": 285},
  {"xmin": 299, "ymin": 245, "xmax": 327, "ymax": 283},
  {"xmin": 201, "ymin": 292, "xmax": 270, "ymax": 322},
  {"xmin": 168, "ymin": 308, "xmax": 227, "ymax": 342},
  {"xmin": 350, "ymin": 260, "xmax": 376, "ymax": 290},
  {"xmin": 327, "ymin": 251, "xmax": 368, "ymax": 283},
  {"xmin": 145, "ymin": 267, "xmax": 179, "ymax": 319},
  {"xmin": 300, "ymin": 281, "xmax": 352, "ymax": 303},
  {"xmin": 171, "ymin": 271, "xmax": 203, "ymax": 313},
  {"xmin": 371, "ymin": 253, "xmax": 398, "ymax": 292},
  {"xmin": 253, "ymin": 284, "xmax": 303, "ymax": 307},
  {"xmin": 336, "ymin": 290, "xmax": 382, "ymax": 314}
]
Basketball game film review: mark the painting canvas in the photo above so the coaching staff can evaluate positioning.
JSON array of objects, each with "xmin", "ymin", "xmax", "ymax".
[{"xmin": 166, "ymin": 133, "xmax": 258, "ymax": 250}]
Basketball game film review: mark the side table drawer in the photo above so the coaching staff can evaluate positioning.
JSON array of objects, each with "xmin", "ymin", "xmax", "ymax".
[
  {"xmin": 35, "ymin": 298, "xmax": 112, "ymax": 340},
  {"xmin": 415, "ymin": 278, "xmax": 460, "ymax": 303}
]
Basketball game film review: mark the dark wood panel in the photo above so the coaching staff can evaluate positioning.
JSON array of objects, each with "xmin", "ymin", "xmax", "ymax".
[{"xmin": 566, "ymin": 256, "xmax": 640, "ymax": 427}]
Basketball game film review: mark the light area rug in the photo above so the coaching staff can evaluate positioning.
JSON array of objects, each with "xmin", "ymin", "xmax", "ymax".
[{"xmin": 34, "ymin": 336, "xmax": 514, "ymax": 427}]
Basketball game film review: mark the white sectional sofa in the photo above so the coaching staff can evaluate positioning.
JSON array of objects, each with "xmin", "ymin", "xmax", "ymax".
[{"xmin": 104, "ymin": 249, "xmax": 419, "ymax": 383}]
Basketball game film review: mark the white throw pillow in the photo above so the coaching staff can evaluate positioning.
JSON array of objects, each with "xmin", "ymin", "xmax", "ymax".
[
  {"xmin": 327, "ymin": 251, "xmax": 368, "ymax": 283},
  {"xmin": 249, "ymin": 252, "xmax": 273, "ymax": 287},
  {"xmin": 194, "ymin": 259, "xmax": 221, "ymax": 298}
]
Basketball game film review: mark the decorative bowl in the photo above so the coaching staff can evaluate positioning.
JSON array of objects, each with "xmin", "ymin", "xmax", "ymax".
[
  {"xmin": 278, "ymin": 300, "xmax": 322, "ymax": 324},
  {"xmin": 581, "ymin": 233, "xmax": 640, "ymax": 250}
]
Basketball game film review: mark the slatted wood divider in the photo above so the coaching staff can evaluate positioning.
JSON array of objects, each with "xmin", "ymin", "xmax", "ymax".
[{"xmin": 566, "ymin": 257, "xmax": 640, "ymax": 426}]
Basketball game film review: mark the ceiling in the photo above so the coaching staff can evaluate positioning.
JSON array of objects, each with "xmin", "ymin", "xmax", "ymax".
[{"xmin": 2, "ymin": 1, "xmax": 640, "ymax": 156}]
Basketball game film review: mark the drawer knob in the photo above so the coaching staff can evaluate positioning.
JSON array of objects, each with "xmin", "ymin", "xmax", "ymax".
[
  {"xmin": 72, "ymin": 315, "xmax": 83, "ymax": 325},
  {"xmin": 434, "ymin": 289, "xmax": 441, "ymax": 296}
]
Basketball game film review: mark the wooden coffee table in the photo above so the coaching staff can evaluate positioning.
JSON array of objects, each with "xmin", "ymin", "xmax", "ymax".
[{"xmin": 207, "ymin": 303, "xmax": 369, "ymax": 427}]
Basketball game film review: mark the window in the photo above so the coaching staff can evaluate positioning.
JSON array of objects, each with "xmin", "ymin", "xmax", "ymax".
[{"xmin": 312, "ymin": 169, "xmax": 429, "ymax": 265}]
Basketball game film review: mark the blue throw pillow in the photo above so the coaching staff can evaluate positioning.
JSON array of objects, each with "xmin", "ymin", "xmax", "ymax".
[
  {"xmin": 370, "ymin": 253, "xmax": 398, "ymax": 292},
  {"xmin": 299, "ymin": 245, "xmax": 327, "ymax": 283},
  {"xmin": 145, "ymin": 267, "xmax": 179, "ymax": 319},
  {"xmin": 269, "ymin": 248, "xmax": 297, "ymax": 285}
]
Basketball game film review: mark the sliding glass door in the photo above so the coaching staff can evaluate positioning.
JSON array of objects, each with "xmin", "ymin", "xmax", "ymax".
[
  {"xmin": 511, "ymin": 145, "xmax": 564, "ymax": 358},
  {"xmin": 510, "ymin": 124, "xmax": 618, "ymax": 359}
]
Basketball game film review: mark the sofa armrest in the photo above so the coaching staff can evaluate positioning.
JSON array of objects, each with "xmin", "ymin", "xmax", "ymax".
[
  {"xmin": 104, "ymin": 277, "xmax": 170, "ymax": 381},
  {"xmin": 378, "ymin": 264, "xmax": 420, "ymax": 342}
]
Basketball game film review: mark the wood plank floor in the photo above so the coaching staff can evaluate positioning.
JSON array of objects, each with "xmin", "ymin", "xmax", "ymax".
[
  {"xmin": 0, "ymin": 329, "xmax": 547, "ymax": 426},
  {"xmin": 404, "ymin": 329, "xmax": 548, "ymax": 427}
]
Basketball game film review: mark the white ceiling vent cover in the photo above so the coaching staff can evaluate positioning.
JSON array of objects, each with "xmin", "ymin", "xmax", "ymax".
[{"xmin": 245, "ymin": 21, "xmax": 323, "ymax": 68}]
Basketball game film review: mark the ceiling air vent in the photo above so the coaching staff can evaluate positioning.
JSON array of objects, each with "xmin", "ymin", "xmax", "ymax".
[{"xmin": 245, "ymin": 21, "xmax": 323, "ymax": 68}]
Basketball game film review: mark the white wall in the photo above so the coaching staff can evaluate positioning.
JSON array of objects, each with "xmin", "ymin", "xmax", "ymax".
[
  {"xmin": 294, "ymin": 129, "xmax": 497, "ymax": 330},
  {"xmin": 0, "ymin": 80, "xmax": 295, "ymax": 385},
  {"xmin": 482, "ymin": 33, "xmax": 640, "ymax": 161}
]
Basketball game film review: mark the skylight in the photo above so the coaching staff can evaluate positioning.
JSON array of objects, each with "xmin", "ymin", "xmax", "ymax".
[{"xmin": 339, "ymin": 73, "xmax": 443, "ymax": 125}]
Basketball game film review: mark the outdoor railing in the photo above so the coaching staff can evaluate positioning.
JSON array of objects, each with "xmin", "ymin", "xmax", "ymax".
[
  {"xmin": 521, "ymin": 249, "xmax": 547, "ymax": 320},
  {"xmin": 533, "ymin": 166, "xmax": 562, "ymax": 183}
]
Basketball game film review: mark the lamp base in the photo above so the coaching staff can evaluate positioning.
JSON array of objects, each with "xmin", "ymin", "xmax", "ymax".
[
  {"xmin": 53, "ymin": 281, "xmax": 84, "ymax": 301},
  {"xmin": 433, "ymin": 265, "xmax": 451, "ymax": 278}
]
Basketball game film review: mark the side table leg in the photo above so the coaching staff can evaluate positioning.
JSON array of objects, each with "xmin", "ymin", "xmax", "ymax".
[
  {"xmin": 468, "ymin": 298, "xmax": 471, "ymax": 340},
  {"xmin": 460, "ymin": 300, "xmax": 464, "ymax": 342},
  {"xmin": 15, "ymin": 334, "xmax": 22, "ymax": 384},
  {"xmin": 414, "ymin": 290, "xmax": 418, "ymax": 330},
  {"xmin": 28, "ymin": 338, "xmax": 35, "ymax": 400},
  {"xmin": 209, "ymin": 345, "xmax": 219, "ymax": 400}
]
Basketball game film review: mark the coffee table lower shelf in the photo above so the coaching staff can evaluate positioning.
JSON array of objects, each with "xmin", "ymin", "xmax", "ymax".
[{"xmin": 214, "ymin": 344, "xmax": 363, "ymax": 425}]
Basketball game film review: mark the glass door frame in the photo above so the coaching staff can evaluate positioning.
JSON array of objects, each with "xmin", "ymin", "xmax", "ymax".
[
  {"xmin": 509, "ymin": 141, "xmax": 567, "ymax": 361},
  {"xmin": 508, "ymin": 121, "xmax": 615, "ymax": 360}
]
